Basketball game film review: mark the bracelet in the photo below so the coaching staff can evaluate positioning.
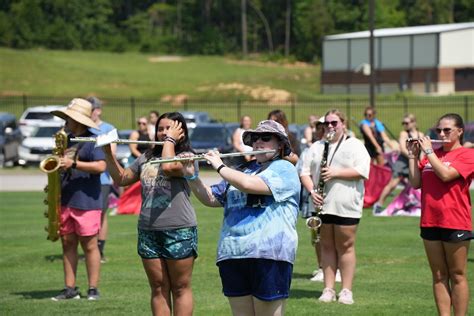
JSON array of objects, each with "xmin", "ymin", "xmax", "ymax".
[
  {"xmin": 424, "ymin": 148, "xmax": 434, "ymax": 155},
  {"xmin": 72, "ymin": 161, "xmax": 77, "ymax": 169},
  {"xmin": 216, "ymin": 164, "xmax": 226, "ymax": 174},
  {"xmin": 164, "ymin": 136, "xmax": 176, "ymax": 145},
  {"xmin": 184, "ymin": 172, "xmax": 199, "ymax": 181}
]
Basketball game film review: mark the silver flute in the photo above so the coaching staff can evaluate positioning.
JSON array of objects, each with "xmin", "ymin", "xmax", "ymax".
[
  {"xmin": 406, "ymin": 138, "xmax": 451, "ymax": 143},
  {"xmin": 71, "ymin": 137, "xmax": 164, "ymax": 145},
  {"xmin": 149, "ymin": 149, "xmax": 276, "ymax": 164}
]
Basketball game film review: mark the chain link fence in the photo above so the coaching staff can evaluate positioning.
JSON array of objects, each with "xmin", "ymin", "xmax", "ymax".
[{"xmin": 1, "ymin": 95, "xmax": 472, "ymax": 137}]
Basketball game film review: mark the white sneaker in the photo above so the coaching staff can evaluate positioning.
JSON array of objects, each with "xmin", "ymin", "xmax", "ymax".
[
  {"xmin": 318, "ymin": 288, "xmax": 336, "ymax": 303},
  {"xmin": 310, "ymin": 268, "xmax": 324, "ymax": 282},
  {"xmin": 338, "ymin": 288, "xmax": 354, "ymax": 305},
  {"xmin": 312, "ymin": 268, "xmax": 321, "ymax": 276},
  {"xmin": 335, "ymin": 269, "xmax": 341, "ymax": 282}
]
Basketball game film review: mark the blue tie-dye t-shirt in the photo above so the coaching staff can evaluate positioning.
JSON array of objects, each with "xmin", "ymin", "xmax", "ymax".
[{"xmin": 211, "ymin": 159, "xmax": 300, "ymax": 264}]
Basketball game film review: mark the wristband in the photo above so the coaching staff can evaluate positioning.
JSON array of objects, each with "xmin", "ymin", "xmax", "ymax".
[
  {"xmin": 164, "ymin": 136, "xmax": 176, "ymax": 145},
  {"xmin": 184, "ymin": 173, "xmax": 198, "ymax": 181},
  {"xmin": 216, "ymin": 164, "xmax": 226, "ymax": 174},
  {"xmin": 72, "ymin": 161, "xmax": 77, "ymax": 169},
  {"xmin": 424, "ymin": 148, "xmax": 434, "ymax": 155}
]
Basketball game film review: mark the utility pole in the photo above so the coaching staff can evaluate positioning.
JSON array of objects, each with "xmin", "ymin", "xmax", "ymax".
[{"xmin": 369, "ymin": 0, "xmax": 375, "ymax": 107}]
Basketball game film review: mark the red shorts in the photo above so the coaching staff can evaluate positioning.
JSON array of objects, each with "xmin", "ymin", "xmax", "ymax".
[{"xmin": 60, "ymin": 206, "xmax": 101, "ymax": 236}]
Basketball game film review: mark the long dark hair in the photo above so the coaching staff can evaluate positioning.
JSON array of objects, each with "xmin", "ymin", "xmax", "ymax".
[
  {"xmin": 438, "ymin": 113, "xmax": 464, "ymax": 144},
  {"xmin": 145, "ymin": 112, "xmax": 192, "ymax": 160}
]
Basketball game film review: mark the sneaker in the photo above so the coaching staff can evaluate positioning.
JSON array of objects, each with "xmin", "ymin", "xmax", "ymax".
[
  {"xmin": 310, "ymin": 268, "xmax": 324, "ymax": 282},
  {"xmin": 338, "ymin": 288, "xmax": 354, "ymax": 305},
  {"xmin": 318, "ymin": 288, "xmax": 336, "ymax": 303},
  {"xmin": 372, "ymin": 203, "xmax": 384, "ymax": 215},
  {"xmin": 51, "ymin": 287, "xmax": 80, "ymax": 301},
  {"xmin": 100, "ymin": 256, "xmax": 107, "ymax": 264},
  {"xmin": 335, "ymin": 269, "xmax": 342, "ymax": 283},
  {"xmin": 87, "ymin": 288, "xmax": 100, "ymax": 300}
]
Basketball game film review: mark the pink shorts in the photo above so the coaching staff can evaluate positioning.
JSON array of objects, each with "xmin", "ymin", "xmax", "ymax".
[{"xmin": 60, "ymin": 206, "xmax": 102, "ymax": 236}]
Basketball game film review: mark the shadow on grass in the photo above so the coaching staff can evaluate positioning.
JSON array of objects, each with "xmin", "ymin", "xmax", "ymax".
[
  {"xmin": 292, "ymin": 272, "xmax": 312, "ymax": 280},
  {"xmin": 13, "ymin": 290, "xmax": 58, "ymax": 299},
  {"xmin": 44, "ymin": 254, "xmax": 62, "ymax": 262},
  {"xmin": 290, "ymin": 288, "xmax": 322, "ymax": 299}
]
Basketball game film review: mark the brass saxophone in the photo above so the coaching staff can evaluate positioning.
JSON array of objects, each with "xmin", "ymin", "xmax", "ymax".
[
  {"xmin": 306, "ymin": 131, "xmax": 336, "ymax": 243},
  {"xmin": 39, "ymin": 128, "xmax": 68, "ymax": 242}
]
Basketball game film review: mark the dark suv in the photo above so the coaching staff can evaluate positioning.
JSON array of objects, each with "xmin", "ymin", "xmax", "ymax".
[{"xmin": 0, "ymin": 112, "xmax": 23, "ymax": 167}]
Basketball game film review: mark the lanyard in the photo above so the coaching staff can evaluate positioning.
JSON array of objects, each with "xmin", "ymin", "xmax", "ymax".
[{"xmin": 328, "ymin": 134, "xmax": 347, "ymax": 166}]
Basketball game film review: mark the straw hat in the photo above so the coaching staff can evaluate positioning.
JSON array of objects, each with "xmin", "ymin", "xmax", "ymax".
[{"xmin": 51, "ymin": 98, "xmax": 98, "ymax": 129}]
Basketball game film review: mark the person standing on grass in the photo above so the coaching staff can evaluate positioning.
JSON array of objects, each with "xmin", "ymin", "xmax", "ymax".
[
  {"xmin": 300, "ymin": 109, "xmax": 370, "ymax": 305},
  {"xmin": 408, "ymin": 113, "xmax": 473, "ymax": 316},
  {"xmin": 148, "ymin": 110, "xmax": 159, "ymax": 140},
  {"xmin": 181, "ymin": 120, "xmax": 300, "ymax": 316},
  {"xmin": 50, "ymin": 98, "xmax": 106, "ymax": 301},
  {"xmin": 88, "ymin": 96, "xmax": 116, "ymax": 263},
  {"xmin": 102, "ymin": 112, "xmax": 197, "ymax": 316},
  {"xmin": 129, "ymin": 116, "xmax": 151, "ymax": 164}
]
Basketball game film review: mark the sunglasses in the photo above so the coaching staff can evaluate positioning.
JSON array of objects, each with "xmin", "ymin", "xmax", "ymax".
[
  {"xmin": 251, "ymin": 133, "xmax": 273, "ymax": 143},
  {"xmin": 401, "ymin": 121, "xmax": 412, "ymax": 125},
  {"xmin": 323, "ymin": 121, "xmax": 339, "ymax": 127},
  {"xmin": 435, "ymin": 127, "xmax": 456, "ymax": 134},
  {"xmin": 137, "ymin": 121, "xmax": 147, "ymax": 125}
]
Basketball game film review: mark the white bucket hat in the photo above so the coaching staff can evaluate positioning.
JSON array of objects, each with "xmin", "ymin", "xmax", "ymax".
[{"xmin": 51, "ymin": 98, "xmax": 98, "ymax": 129}]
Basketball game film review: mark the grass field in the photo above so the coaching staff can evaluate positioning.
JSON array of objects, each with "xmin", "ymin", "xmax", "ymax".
[{"xmin": 1, "ymin": 191, "xmax": 473, "ymax": 315}]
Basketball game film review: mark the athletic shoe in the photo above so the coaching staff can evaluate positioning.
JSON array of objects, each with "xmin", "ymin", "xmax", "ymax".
[
  {"xmin": 51, "ymin": 287, "xmax": 80, "ymax": 301},
  {"xmin": 100, "ymin": 256, "xmax": 107, "ymax": 264},
  {"xmin": 372, "ymin": 203, "xmax": 384, "ymax": 215},
  {"xmin": 318, "ymin": 288, "xmax": 336, "ymax": 303},
  {"xmin": 310, "ymin": 268, "xmax": 324, "ymax": 282},
  {"xmin": 87, "ymin": 288, "xmax": 100, "ymax": 300},
  {"xmin": 338, "ymin": 288, "xmax": 354, "ymax": 305},
  {"xmin": 335, "ymin": 269, "xmax": 342, "ymax": 282}
]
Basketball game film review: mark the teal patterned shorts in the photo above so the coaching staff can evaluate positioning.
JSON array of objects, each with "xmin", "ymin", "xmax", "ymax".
[{"xmin": 137, "ymin": 227, "xmax": 198, "ymax": 259}]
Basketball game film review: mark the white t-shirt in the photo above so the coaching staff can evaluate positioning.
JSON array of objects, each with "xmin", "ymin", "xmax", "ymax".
[{"xmin": 300, "ymin": 136, "xmax": 370, "ymax": 218}]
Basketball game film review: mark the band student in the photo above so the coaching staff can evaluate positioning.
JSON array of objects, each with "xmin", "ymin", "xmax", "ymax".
[
  {"xmin": 50, "ymin": 98, "xmax": 106, "ymax": 301},
  {"xmin": 300, "ymin": 109, "xmax": 370, "ymax": 305},
  {"xmin": 408, "ymin": 113, "xmax": 473, "ymax": 316},
  {"xmin": 180, "ymin": 120, "xmax": 300, "ymax": 316},
  {"xmin": 102, "ymin": 112, "xmax": 197, "ymax": 315}
]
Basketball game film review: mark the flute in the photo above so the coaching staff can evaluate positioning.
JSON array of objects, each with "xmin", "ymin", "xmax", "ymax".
[
  {"xmin": 149, "ymin": 149, "xmax": 276, "ymax": 164},
  {"xmin": 406, "ymin": 138, "xmax": 451, "ymax": 143},
  {"xmin": 71, "ymin": 137, "xmax": 164, "ymax": 146}
]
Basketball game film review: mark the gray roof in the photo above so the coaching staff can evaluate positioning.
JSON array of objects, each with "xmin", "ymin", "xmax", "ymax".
[{"xmin": 325, "ymin": 22, "xmax": 474, "ymax": 41}]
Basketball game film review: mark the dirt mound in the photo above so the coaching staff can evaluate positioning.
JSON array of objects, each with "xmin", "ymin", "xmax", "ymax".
[{"xmin": 198, "ymin": 82, "xmax": 292, "ymax": 103}]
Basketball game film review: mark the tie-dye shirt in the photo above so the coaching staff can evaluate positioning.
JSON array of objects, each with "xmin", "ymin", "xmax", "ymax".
[{"xmin": 211, "ymin": 159, "xmax": 300, "ymax": 264}]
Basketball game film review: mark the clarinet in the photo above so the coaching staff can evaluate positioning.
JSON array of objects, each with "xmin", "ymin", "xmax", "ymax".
[{"xmin": 305, "ymin": 131, "xmax": 335, "ymax": 243}]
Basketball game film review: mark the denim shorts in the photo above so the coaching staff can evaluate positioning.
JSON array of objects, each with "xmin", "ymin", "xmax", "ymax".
[
  {"xmin": 137, "ymin": 227, "xmax": 198, "ymax": 259},
  {"xmin": 217, "ymin": 258, "xmax": 293, "ymax": 301},
  {"xmin": 420, "ymin": 227, "xmax": 473, "ymax": 242}
]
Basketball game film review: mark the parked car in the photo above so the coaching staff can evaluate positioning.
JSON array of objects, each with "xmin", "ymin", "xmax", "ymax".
[
  {"xmin": 116, "ymin": 129, "xmax": 133, "ymax": 167},
  {"xmin": 189, "ymin": 123, "xmax": 236, "ymax": 165},
  {"xmin": 0, "ymin": 112, "xmax": 23, "ymax": 167},
  {"xmin": 19, "ymin": 105, "xmax": 63, "ymax": 137},
  {"xmin": 181, "ymin": 111, "xmax": 215, "ymax": 130},
  {"xmin": 18, "ymin": 122, "xmax": 63, "ymax": 166}
]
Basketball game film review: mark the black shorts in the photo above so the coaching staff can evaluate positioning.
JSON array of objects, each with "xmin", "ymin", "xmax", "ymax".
[
  {"xmin": 420, "ymin": 227, "xmax": 473, "ymax": 242},
  {"xmin": 320, "ymin": 214, "xmax": 360, "ymax": 226}
]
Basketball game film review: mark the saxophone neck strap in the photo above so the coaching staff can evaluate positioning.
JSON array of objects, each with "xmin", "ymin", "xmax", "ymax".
[{"xmin": 328, "ymin": 134, "xmax": 348, "ymax": 166}]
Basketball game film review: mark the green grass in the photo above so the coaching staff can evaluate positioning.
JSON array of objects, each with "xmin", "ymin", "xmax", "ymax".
[
  {"xmin": 1, "ymin": 191, "xmax": 473, "ymax": 315},
  {"xmin": 0, "ymin": 48, "xmax": 319, "ymax": 99}
]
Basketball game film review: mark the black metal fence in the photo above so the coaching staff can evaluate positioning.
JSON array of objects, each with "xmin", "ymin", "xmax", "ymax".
[{"xmin": 1, "ymin": 95, "xmax": 472, "ymax": 138}]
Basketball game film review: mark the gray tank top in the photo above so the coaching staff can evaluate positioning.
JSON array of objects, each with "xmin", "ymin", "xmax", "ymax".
[{"xmin": 130, "ymin": 154, "xmax": 197, "ymax": 230}]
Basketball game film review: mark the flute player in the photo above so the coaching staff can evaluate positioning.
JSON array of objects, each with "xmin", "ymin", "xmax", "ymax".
[
  {"xmin": 102, "ymin": 112, "xmax": 197, "ymax": 316},
  {"xmin": 181, "ymin": 120, "xmax": 300, "ymax": 316}
]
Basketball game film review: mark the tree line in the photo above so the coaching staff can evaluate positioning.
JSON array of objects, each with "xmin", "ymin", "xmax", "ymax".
[{"xmin": 1, "ymin": 0, "xmax": 473, "ymax": 62}]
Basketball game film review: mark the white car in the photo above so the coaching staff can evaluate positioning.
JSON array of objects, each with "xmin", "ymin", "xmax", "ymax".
[
  {"xmin": 19, "ymin": 105, "xmax": 64, "ymax": 137},
  {"xmin": 18, "ymin": 123, "xmax": 64, "ymax": 166}
]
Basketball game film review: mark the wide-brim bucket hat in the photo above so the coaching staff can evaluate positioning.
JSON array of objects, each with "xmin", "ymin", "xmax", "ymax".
[
  {"xmin": 51, "ymin": 98, "xmax": 98, "ymax": 129},
  {"xmin": 242, "ymin": 119, "xmax": 291, "ymax": 155}
]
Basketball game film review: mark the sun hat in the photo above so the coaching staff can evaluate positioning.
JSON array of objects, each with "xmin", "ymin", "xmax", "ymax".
[
  {"xmin": 51, "ymin": 98, "xmax": 98, "ymax": 129},
  {"xmin": 242, "ymin": 119, "xmax": 291, "ymax": 155}
]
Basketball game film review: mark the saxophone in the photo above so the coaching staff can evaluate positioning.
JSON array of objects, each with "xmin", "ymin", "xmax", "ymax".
[
  {"xmin": 39, "ymin": 128, "xmax": 68, "ymax": 242},
  {"xmin": 306, "ymin": 131, "xmax": 336, "ymax": 243}
]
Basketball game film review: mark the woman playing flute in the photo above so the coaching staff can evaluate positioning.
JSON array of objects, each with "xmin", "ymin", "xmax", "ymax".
[
  {"xmin": 102, "ymin": 112, "xmax": 197, "ymax": 316},
  {"xmin": 181, "ymin": 120, "xmax": 300, "ymax": 316}
]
